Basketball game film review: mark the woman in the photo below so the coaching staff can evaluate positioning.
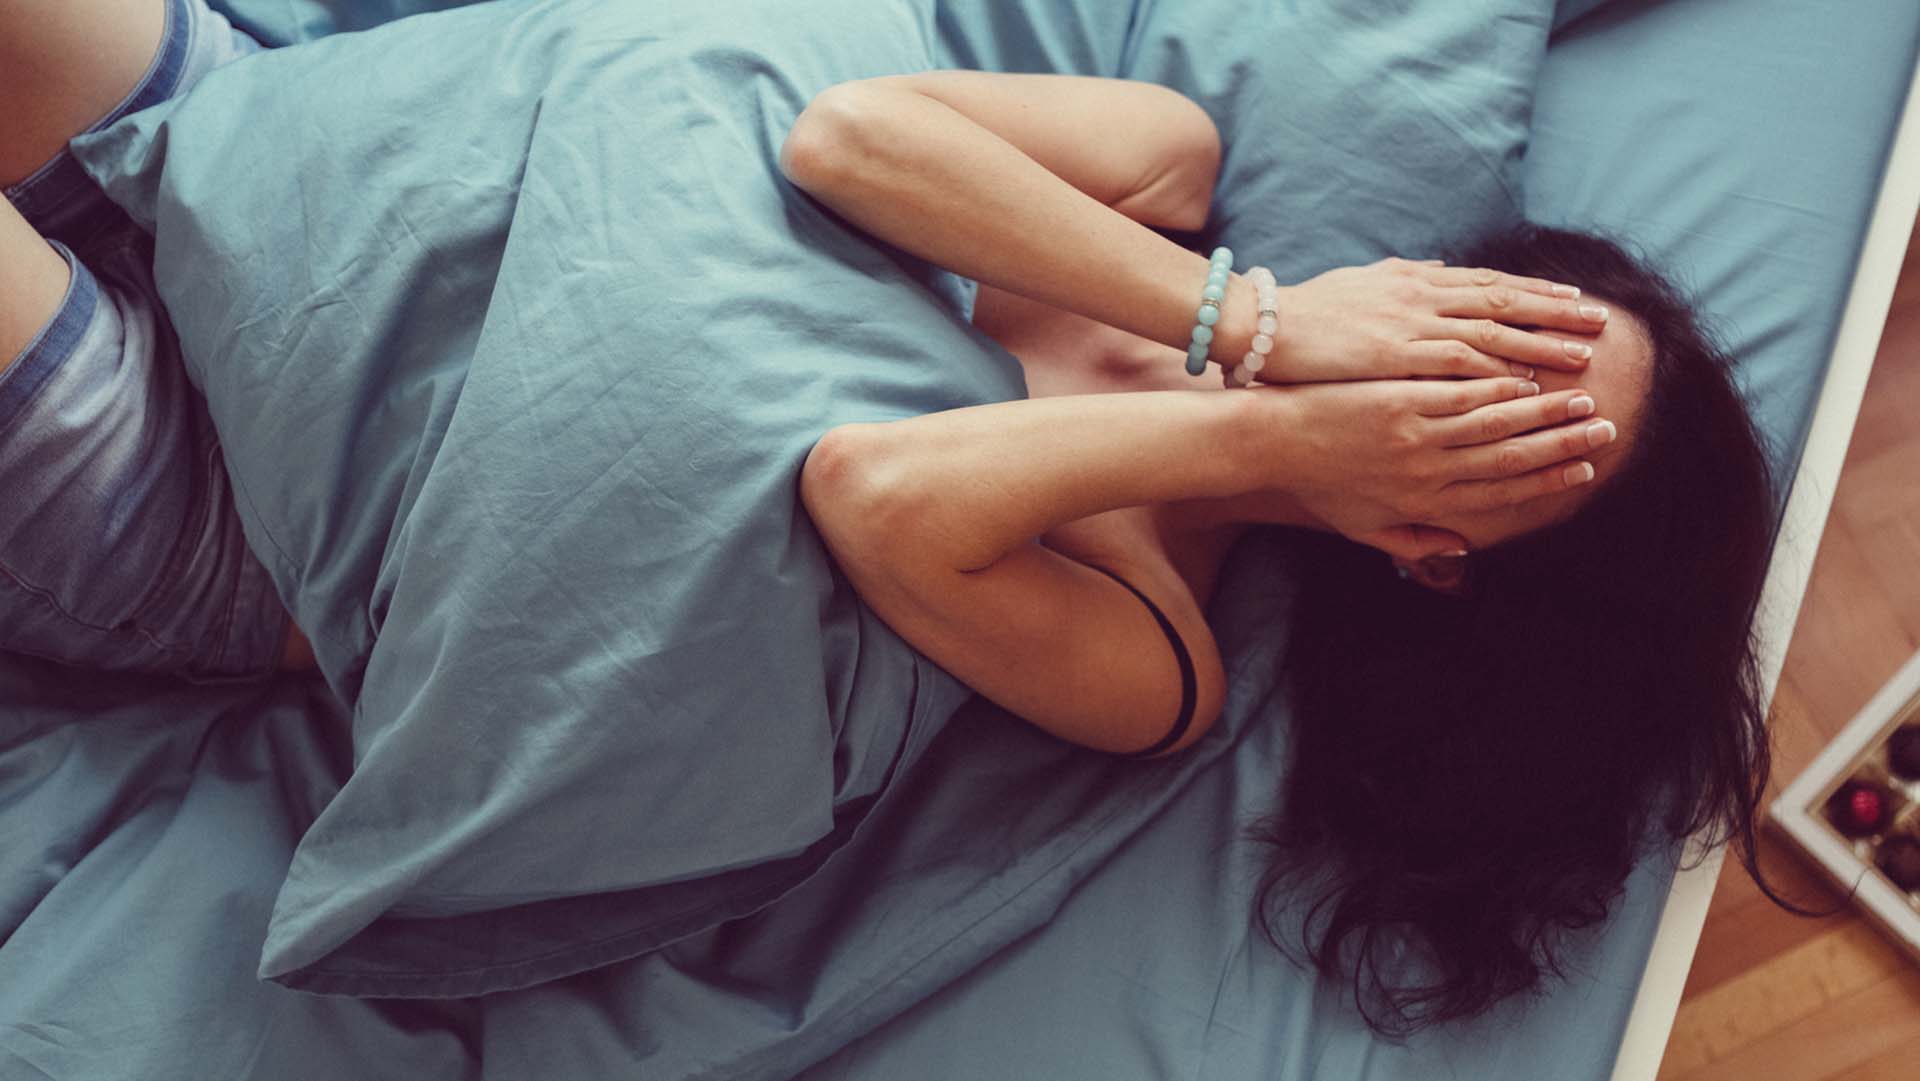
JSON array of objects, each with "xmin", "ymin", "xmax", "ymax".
[
  {"xmin": 2, "ymin": 1, "xmax": 1773, "ymax": 1034},
  {"xmin": 780, "ymin": 74, "xmax": 1777, "ymax": 1033}
]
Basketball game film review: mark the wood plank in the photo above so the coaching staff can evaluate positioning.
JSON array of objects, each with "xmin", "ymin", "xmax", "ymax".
[
  {"xmin": 1660, "ymin": 921, "xmax": 1911, "ymax": 1077},
  {"xmin": 1660, "ymin": 967, "xmax": 1920, "ymax": 1081}
]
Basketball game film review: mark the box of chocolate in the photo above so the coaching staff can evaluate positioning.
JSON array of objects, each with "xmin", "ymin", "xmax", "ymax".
[{"xmin": 1771, "ymin": 647, "xmax": 1920, "ymax": 961}]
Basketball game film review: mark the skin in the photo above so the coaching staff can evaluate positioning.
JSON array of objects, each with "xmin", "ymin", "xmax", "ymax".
[
  {"xmin": 1139, "ymin": 299, "xmax": 1654, "ymax": 590},
  {"xmin": 790, "ymin": 74, "xmax": 1645, "ymax": 755}
]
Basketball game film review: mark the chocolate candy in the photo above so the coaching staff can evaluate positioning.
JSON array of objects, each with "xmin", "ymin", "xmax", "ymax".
[
  {"xmin": 1877, "ymin": 835, "xmax": 1920, "ymax": 893},
  {"xmin": 1888, "ymin": 725, "xmax": 1920, "ymax": 780},
  {"xmin": 1827, "ymin": 780, "xmax": 1892, "ymax": 837}
]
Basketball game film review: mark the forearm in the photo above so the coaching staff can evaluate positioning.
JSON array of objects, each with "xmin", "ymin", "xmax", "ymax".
[
  {"xmin": 779, "ymin": 79, "xmax": 1256, "ymax": 366},
  {"xmin": 803, "ymin": 390, "xmax": 1263, "ymax": 573}
]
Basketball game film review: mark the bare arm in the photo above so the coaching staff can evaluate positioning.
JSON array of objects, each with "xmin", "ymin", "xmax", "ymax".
[
  {"xmin": 779, "ymin": 73, "xmax": 1258, "ymax": 371},
  {"xmin": 802, "ymin": 390, "xmax": 1259, "ymax": 756},
  {"xmin": 779, "ymin": 73, "xmax": 1608, "ymax": 384},
  {"xmin": 800, "ymin": 374, "xmax": 1602, "ymax": 756}
]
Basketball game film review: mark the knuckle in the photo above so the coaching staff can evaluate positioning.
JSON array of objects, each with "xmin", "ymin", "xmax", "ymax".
[
  {"xmin": 1495, "ymin": 445, "xmax": 1528, "ymax": 477},
  {"xmin": 1478, "ymin": 411, "xmax": 1512, "ymax": 442},
  {"xmin": 1472, "ymin": 267, "xmax": 1498, "ymax": 286},
  {"xmin": 1447, "ymin": 341, "xmax": 1478, "ymax": 371},
  {"xmin": 1484, "ymin": 285, "xmax": 1516, "ymax": 309},
  {"xmin": 1475, "ymin": 319, "xmax": 1501, "ymax": 348},
  {"xmin": 1448, "ymin": 389, "xmax": 1477, "ymax": 414}
]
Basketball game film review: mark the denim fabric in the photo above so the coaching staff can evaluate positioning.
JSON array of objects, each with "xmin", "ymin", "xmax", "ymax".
[{"xmin": 0, "ymin": 0, "xmax": 283, "ymax": 681}]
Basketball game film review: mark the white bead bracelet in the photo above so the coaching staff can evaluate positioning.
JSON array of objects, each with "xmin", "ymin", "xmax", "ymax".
[{"xmin": 1224, "ymin": 265, "xmax": 1280, "ymax": 389}]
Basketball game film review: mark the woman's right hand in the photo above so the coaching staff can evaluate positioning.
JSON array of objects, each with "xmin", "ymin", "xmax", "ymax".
[
  {"xmin": 1247, "ymin": 376, "xmax": 1617, "ymax": 548},
  {"xmin": 1251, "ymin": 258, "xmax": 1609, "ymax": 384}
]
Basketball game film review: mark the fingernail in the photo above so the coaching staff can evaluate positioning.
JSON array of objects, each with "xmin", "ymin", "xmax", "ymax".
[
  {"xmin": 1518, "ymin": 380, "xmax": 1539, "ymax": 397},
  {"xmin": 1586, "ymin": 419, "xmax": 1617, "ymax": 448},
  {"xmin": 1580, "ymin": 304, "xmax": 1609, "ymax": 323},
  {"xmin": 1564, "ymin": 461, "xmax": 1596, "ymax": 485},
  {"xmin": 1563, "ymin": 341, "xmax": 1593, "ymax": 361},
  {"xmin": 1568, "ymin": 394, "xmax": 1596, "ymax": 418},
  {"xmin": 1509, "ymin": 363, "xmax": 1534, "ymax": 379},
  {"xmin": 1553, "ymin": 284, "xmax": 1581, "ymax": 299},
  {"xmin": 1438, "ymin": 549, "xmax": 1469, "ymax": 559}
]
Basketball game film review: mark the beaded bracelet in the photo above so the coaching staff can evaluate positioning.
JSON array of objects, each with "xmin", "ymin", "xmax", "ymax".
[
  {"xmin": 1186, "ymin": 246, "xmax": 1233, "ymax": 376},
  {"xmin": 1224, "ymin": 265, "xmax": 1280, "ymax": 388}
]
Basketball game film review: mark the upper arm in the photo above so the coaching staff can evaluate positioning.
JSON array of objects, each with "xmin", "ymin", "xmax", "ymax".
[
  {"xmin": 802, "ymin": 437, "xmax": 1225, "ymax": 756},
  {"xmin": 848, "ymin": 72, "xmax": 1221, "ymax": 231},
  {"xmin": 912, "ymin": 541, "xmax": 1225, "ymax": 757}
]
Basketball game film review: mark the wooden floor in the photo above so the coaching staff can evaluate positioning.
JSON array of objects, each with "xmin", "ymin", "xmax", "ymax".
[{"xmin": 1655, "ymin": 225, "xmax": 1920, "ymax": 1080}]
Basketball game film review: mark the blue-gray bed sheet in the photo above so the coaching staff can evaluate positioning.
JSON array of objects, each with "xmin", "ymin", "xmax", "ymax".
[{"xmin": 2, "ymin": 1, "xmax": 1915, "ymax": 1079}]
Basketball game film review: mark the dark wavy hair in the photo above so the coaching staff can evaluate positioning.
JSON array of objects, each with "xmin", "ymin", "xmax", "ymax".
[{"xmin": 1252, "ymin": 224, "xmax": 1783, "ymax": 1036}]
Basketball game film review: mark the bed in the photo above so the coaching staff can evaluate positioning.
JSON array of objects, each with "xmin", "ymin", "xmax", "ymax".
[{"xmin": 1, "ymin": 1, "xmax": 1915, "ymax": 1079}]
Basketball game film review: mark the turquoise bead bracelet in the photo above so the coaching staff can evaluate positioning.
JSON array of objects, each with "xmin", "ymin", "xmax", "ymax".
[{"xmin": 1187, "ymin": 246, "xmax": 1233, "ymax": 375}]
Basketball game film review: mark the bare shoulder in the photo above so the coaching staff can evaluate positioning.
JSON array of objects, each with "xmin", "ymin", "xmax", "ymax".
[{"xmin": 1040, "ymin": 507, "xmax": 1228, "ymax": 756}]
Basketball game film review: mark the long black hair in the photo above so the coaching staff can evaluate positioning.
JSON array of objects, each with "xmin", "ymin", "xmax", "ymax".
[{"xmin": 1252, "ymin": 224, "xmax": 1782, "ymax": 1036}]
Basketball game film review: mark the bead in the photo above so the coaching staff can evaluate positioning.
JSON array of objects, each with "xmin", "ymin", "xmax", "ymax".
[
  {"xmin": 1186, "ymin": 352, "xmax": 1208, "ymax": 376},
  {"xmin": 1190, "ymin": 324, "xmax": 1214, "ymax": 345},
  {"xmin": 1210, "ymin": 246, "xmax": 1233, "ymax": 267},
  {"xmin": 1201, "ymin": 284, "xmax": 1225, "ymax": 302},
  {"xmin": 1244, "ymin": 351, "xmax": 1265, "ymax": 373},
  {"xmin": 1228, "ymin": 365, "xmax": 1253, "ymax": 387},
  {"xmin": 1197, "ymin": 305, "xmax": 1219, "ymax": 326},
  {"xmin": 1256, "ymin": 315, "xmax": 1278, "ymax": 336},
  {"xmin": 1206, "ymin": 272, "xmax": 1230, "ymax": 290},
  {"xmin": 1252, "ymin": 333, "xmax": 1274, "ymax": 352},
  {"xmin": 1187, "ymin": 341, "xmax": 1210, "ymax": 362}
]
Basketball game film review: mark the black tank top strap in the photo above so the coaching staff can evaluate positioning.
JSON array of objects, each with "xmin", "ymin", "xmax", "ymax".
[{"xmin": 1087, "ymin": 563, "xmax": 1197, "ymax": 759}]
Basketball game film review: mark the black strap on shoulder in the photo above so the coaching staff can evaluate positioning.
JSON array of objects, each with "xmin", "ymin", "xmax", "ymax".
[{"xmin": 1088, "ymin": 563, "xmax": 1197, "ymax": 759}]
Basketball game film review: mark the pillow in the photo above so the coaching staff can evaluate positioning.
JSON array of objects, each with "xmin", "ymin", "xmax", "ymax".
[
  {"xmin": 75, "ymin": 0, "xmax": 1022, "ymax": 995},
  {"xmin": 930, "ymin": 0, "xmax": 1556, "ymax": 278},
  {"xmin": 1122, "ymin": 0, "xmax": 1554, "ymax": 279}
]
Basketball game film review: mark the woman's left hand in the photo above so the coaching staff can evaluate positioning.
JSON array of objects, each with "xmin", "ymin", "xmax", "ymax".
[{"xmin": 1251, "ymin": 257, "xmax": 1609, "ymax": 384}]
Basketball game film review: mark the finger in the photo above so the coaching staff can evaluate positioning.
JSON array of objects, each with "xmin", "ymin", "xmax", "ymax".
[
  {"xmin": 1454, "ymin": 415, "xmax": 1619, "ymax": 481},
  {"xmin": 1424, "ymin": 266, "xmax": 1581, "ymax": 299},
  {"xmin": 1429, "ymin": 315, "xmax": 1598, "ymax": 373},
  {"xmin": 1399, "ymin": 339, "xmax": 1536, "ymax": 381},
  {"xmin": 1412, "ymin": 376, "xmax": 1542, "ymax": 417},
  {"xmin": 1440, "ymin": 459, "xmax": 1599, "ymax": 515},
  {"xmin": 1431, "ymin": 284, "xmax": 1611, "ymax": 339},
  {"xmin": 1431, "ymin": 388, "xmax": 1597, "ymax": 447}
]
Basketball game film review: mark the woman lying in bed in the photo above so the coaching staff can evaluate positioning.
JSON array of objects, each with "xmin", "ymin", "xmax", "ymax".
[
  {"xmin": 780, "ymin": 73, "xmax": 1777, "ymax": 1034},
  {"xmin": 1, "ymin": 3, "xmax": 1771, "ymax": 1037}
]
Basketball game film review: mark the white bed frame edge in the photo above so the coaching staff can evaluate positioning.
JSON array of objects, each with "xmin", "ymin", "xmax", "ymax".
[{"xmin": 1606, "ymin": 53, "xmax": 1920, "ymax": 1081}]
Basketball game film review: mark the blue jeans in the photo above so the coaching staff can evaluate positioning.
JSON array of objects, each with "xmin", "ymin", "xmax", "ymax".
[{"xmin": 0, "ymin": 0, "xmax": 286, "ymax": 681}]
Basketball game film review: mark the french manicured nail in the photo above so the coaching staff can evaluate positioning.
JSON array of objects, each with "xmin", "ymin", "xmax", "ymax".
[
  {"xmin": 1580, "ymin": 304, "xmax": 1609, "ymax": 323},
  {"xmin": 1509, "ymin": 362, "xmax": 1534, "ymax": 378},
  {"xmin": 1568, "ymin": 395, "xmax": 1596, "ymax": 418},
  {"xmin": 1563, "ymin": 341, "xmax": 1593, "ymax": 361},
  {"xmin": 1585, "ymin": 419, "xmax": 1617, "ymax": 448},
  {"xmin": 1553, "ymin": 284, "xmax": 1581, "ymax": 299},
  {"xmin": 1518, "ymin": 380, "xmax": 1540, "ymax": 397},
  {"xmin": 1564, "ymin": 461, "xmax": 1596, "ymax": 486}
]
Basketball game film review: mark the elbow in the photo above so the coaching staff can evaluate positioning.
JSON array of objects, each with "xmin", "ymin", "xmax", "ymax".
[
  {"xmin": 800, "ymin": 423, "xmax": 907, "ymax": 536},
  {"xmin": 1136, "ymin": 98, "xmax": 1221, "ymax": 232},
  {"xmin": 780, "ymin": 82, "xmax": 888, "ymax": 194}
]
